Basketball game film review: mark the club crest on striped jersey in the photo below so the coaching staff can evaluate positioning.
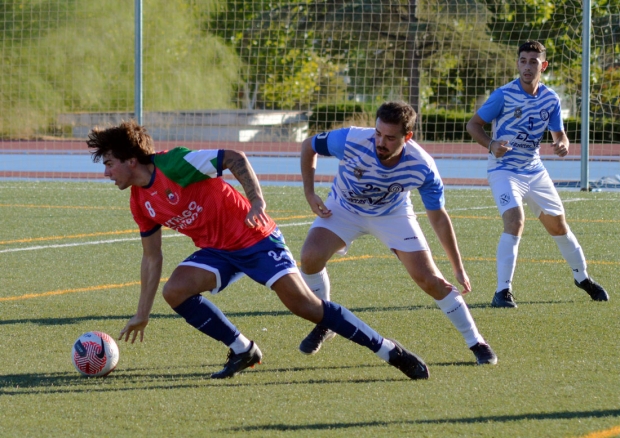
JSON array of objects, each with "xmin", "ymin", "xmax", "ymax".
[
  {"xmin": 165, "ymin": 188, "xmax": 179, "ymax": 205},
  {"xmin": 354, "ymin": 167, "xmax": 365, "ymax": 180}
]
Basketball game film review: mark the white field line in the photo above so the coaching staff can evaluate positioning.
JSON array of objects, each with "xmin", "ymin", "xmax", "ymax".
[
  {"xmin": 0, "ymin": 221, "xmax": 314, "ymax": 254},
  {"xmin": 0, "ymin": 197, "xmax": 607, "ymax": 254}
]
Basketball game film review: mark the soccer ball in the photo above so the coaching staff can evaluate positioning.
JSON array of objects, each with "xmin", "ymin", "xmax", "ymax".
[{"xmin": 71, "ymin": 331, "xmax": 119, "ymax": 377}]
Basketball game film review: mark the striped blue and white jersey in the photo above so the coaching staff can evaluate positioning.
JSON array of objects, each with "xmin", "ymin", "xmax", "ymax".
[
  {"xmin": 312, "ymin": 127, "xmax": 445, "ymax": 216},
  {"xmin": 477, "ymin": 78, "xmax": 564, "ymax": 175}
]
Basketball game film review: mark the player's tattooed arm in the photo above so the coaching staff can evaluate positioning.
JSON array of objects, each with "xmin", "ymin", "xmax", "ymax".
[
  {"xmin": 221, "ymin": 149, "xmax": 262, "ymax": 202},
  {"xmin": 222, "ymin": 149, "xmax": 269, "ymax": 228}
]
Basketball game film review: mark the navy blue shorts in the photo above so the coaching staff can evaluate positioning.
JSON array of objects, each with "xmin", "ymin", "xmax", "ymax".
[{"xmin": 178, "ymin": 228, "xmax": 299, "ymax": 294}]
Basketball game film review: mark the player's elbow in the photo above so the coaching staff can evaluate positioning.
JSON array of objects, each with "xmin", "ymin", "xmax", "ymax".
[
  {"xmin": 301, "ymin": 137, "xmax": 314, "ymax": 153},
  {"xmin": 465, "ymin": 119, "xmax": 477, "ymax": 136},
  {"xmin": 143, "ymin": 252, "xmax": 163, "ymax": 271},
  {"xmin": 427, "ymin": 209, "xmax": 451, "ymax": 229}
]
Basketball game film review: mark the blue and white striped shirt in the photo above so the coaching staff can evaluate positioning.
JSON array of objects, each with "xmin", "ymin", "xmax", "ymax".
[
  {"xmin": 477, "ymin": 79, "xmax": 564, "ymax": 175},
  {"xmin": 312, "ymin": 127, "xmax": 445, "ymax": 216}
]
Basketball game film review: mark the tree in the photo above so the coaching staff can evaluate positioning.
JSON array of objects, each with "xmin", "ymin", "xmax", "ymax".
[
  {"xmin": 210, "ymin": 0, "xmax": 514, "ymax": 115},
  {"xmin": 209, "ymin": 0, "xmax": 618, "ymax": 124},
  {"xmin": 480, "ymin": 0, "xmax": 620, "ymax": 118}
]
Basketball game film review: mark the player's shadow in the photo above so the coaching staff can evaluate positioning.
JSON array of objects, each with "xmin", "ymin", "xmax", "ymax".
[
  {"xmin": 0, "ymin": 362, "xmax": 427, "ymax": 396},
  {"xmin": 466, "ymin": 299, "xmax": 580, "ymax": 309},
  {"xmin": 0, "ymin": 371, "xmax": 89, "ymax": 391},
  {"xmin": 0, "ymin": 311, "xmax": 285, "ymax": 327},
  {"xmin": 0, "ymin": 304, "xmax": 436, "ymax": 327},
  {"xmin": 0, "ymin": 313, "xmax": 178, "ymax": 327},
  {"xmin": 0, "ymin": 299, "xmax": 582, "ymax": 327},
  {"xmin": 221, "ymin": 408, "xmax": 620, "ymax": 432}
]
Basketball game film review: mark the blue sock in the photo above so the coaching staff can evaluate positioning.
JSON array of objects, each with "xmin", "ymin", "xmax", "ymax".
[
  {"xmin": 173, "ymin": 295, "xmax": 239, "ymax": 346},
  {"xmin": 320, "ymin": 301, "xmax": 383, "ymax": 353}
]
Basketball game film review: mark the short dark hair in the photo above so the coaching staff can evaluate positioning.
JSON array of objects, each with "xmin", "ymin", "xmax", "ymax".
[
  {"xmin": 375, "ymin": 101, "xmax": 416, "ymax": 136},
  {"xmin": 86, "ymin": 119, "xmax": 154, "ymax": 164},
  {"xmin": 518, "ymin": 40, "xmax": 546, "ymax": 60}
]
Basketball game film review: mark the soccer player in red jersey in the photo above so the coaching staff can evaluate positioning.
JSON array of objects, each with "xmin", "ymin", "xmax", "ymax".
[{"xmin": 86, "ymin": 119, "xmax": 430, "ymax": 380}]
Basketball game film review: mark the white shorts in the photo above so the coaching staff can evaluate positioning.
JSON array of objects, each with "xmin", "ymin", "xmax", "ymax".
[
  {"xmin": 488, "ymin": 170, "xmax": 565, "ymax": 217},
  {"xmin": 309, "ymin": 196, "xmax": 430, "ymax": 255}
]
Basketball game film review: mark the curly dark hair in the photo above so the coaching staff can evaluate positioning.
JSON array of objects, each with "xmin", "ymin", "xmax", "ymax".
[
  {"xmin": 86, "ymin": 119, "xmax": 154, "ymax": 164},
  {"xmin": 375, "ymin": 101, "xmax": 417, "ymax": 136},
  {"xmin": 518, "ymin": 40, "xmax": 546, "ymax": 60}
]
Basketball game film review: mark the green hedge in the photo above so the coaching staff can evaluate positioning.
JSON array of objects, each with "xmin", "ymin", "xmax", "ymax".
[
  {"xmin": 560, "ymin": 119, "xmax": 620, "ymax": 143},
  {"xmin": 310, "ymin": 104, "xmax": 620, "ymax": 143},
  {"xmin": 418, "ymin": 112, "xmax": 471, "ymax": 142},
  {"xmin": 308, "ymin": 103, "xmax": 371, "ymax": 133}
]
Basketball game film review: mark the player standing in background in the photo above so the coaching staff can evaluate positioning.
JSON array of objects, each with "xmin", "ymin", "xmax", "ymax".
[
  {"xmin": 298, "ymin": 101, "xmax": 497, "ymax": 365},
  {"xmin": 466, "ymin": 40, "xmax": 609, "ymax": 308},
  {"xmin": 86, "ymin": 119, "xmax": 430, "ymax": 380}
]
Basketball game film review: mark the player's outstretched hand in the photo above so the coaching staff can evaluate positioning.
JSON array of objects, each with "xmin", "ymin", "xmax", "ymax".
[
  {"xmin": 455, "ymin": 269, "xmax": 472, "ymax": 294},
  {"xmin": 551, "ymin": 140, "xmax": 568, "ymax": 157},
  {"xmin": 489, "ymin": 140, "xmax": 512, "ymax": 158},
  {"xmin": 307, "ymin": 193, "xmax": 332, "ymax": 218},
  {"xmin": 119, "ymin": 315, "xmax": 149, "ymax": 343}
]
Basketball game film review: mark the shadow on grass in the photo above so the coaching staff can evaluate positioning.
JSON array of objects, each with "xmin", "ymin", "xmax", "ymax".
[
  {"xmin": 457, "ymin": 299, "xmax": 577, "ymax": 310},
  {"xmin": 0, "ymin": 361, "xmax": 435, "ymax": 395},
  {"xmin": 0, "ymin": 304, "xmax": 439, "ymax": 327},
  {"xmin": 0, "ymin": 312, "xmax": 279, "ymax": 327},
  {"xmin": 220, "ymin": 408, "xmax": 620, "ymax": 432},
  {"xmin": 0, "ymin": 299, "xmax": 584, "ymax": 327}
]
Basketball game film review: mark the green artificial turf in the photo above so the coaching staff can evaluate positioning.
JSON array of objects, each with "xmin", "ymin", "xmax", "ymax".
[{"xmin": 1, "ymin": 182, "xmax": 619, "ymax": 437}]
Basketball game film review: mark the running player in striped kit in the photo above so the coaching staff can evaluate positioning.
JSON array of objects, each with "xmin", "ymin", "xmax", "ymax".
[
  {"xmin": 298, "ymin": 101, "xmax": 497, "ymax": 365},
  {"xmin": 466, "ymin": 40, "xmax": 609, "ymax": 308},
  {"xmin": 87, "ymin": 119, "xmax": 430, "ymax": 380}
]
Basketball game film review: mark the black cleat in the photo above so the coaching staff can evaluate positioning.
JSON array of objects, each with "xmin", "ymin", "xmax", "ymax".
[
  {"xmin": 491, "ymin": 288, "xmax": 517, "ymax": 308},
  {"xmin": 470, "ymin": 342, "xmax": 498, "ymax": 365},
  {"xmin": 211, "ymin": 341, "xmax": 262, "ymax": 379},
  {"xmin": 299, "ymin": 324, "xmax": 337, "ymax": 355},
  {"xmin": 387, "ymin": 339, "xmax": 429, "ymax": 380},
  {"xmin": 575, "ymin": 278, "xmax": 609, "ymax": 301}
]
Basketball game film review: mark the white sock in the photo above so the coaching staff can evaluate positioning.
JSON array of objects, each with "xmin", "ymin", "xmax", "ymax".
[
  {"xmin": 552, "ymin": 230, "xmax": 588, "ymax": 282},
  {"xmin": 435, "ymin": 289, "xmax": 484, "ymax": 348},
  {"xmin": 228, "ymin": 333, "xmax": 252, "ymax": 354},
  {"xmin": 496, "ymin": 233, "xmax": 520, "ymax": 292},
  {"xmin": 376, "ymin": 338, "xmax": 396, "ymax": 361},
  {"xmin": 301, "ymin": 268, "xmax": 331, "ymax": 301}
]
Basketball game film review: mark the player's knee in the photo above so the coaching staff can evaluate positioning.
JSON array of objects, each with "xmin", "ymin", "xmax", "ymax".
[
  {"xmin": 299, "ymin": 249, "xmax": 326, "ymax": 274},
  {"xmin": 546, "ymin": 220, "xmax": 569, "ymax": 236},
  {"xmin": 503, "ymin": 218, "xmax": 524, "ymax": 235},
  {"xmin": 162, "ymin": 281, "xmax": 185, "ymax": 307},
  {"xmin": 414, "ymin": 276, "xmax": 452, "ymax": 299},
  {"xmin": 502, "ymin": 209, "xmax": 525, "ymax": 234}
]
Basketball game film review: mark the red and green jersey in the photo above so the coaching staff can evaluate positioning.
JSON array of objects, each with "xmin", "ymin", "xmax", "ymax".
[{"xmin": 130, "ymin": 147, "xmax": 276, "ymax": 251}]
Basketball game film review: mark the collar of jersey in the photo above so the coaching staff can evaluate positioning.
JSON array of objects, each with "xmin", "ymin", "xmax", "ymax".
[{"xmin": 142, "ymin": 166, "xmax": 157, "ymax": 189}]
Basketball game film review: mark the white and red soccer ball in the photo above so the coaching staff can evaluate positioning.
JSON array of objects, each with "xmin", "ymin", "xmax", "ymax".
[{"xmin": 71, "ymin": 331, "xmax": 119, "ymax": 377}]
